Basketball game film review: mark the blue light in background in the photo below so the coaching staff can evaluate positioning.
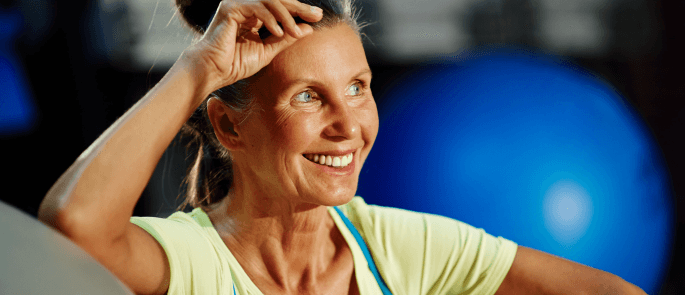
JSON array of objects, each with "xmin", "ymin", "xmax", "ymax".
[
  {"xmin": 542, "ymin": 180, "xmax": 593, "ymax": 247},
  {"xmin": 357, "ymin": 50, "xmax": 674, "ymax": 294},
  {"xmin": 1, "ymin": 9, "xmax": 37, "ymax": 137}
]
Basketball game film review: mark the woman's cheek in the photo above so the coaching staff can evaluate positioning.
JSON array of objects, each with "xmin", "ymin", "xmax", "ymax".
[
  {"xmin": 274, "ymin": 111, "xmax": 319, "ymax": 147},
  {"xmin": 273, "ymin": 105, "xmax": 299, "ymax": 130},
  {"xmin": 361, "ymin": 100, "xmax": 379, "ymax": 138}
]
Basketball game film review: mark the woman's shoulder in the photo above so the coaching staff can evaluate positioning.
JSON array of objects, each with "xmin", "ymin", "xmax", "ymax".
[
  {"xmin": 339, "ymin": 196, "xmax": 516, "ymax": 247},
  {"xmin": 130, "ymin": 208, "xmax": 210, "ymax": 235},
  {"xmin": 129, "ymin": 208, "xmax": 226, "ymax": 261},
  {"xmin": 130, "ymin": 208, "xmax": 234, "ymax": 294},
  {"xmin": 338, "ymin": 196, "xmax": 518, "ymax": 295},
  {"xmin": 337, "ymin": 196, "xmax": 440, "ymax": 238},
  {"xmin": 129, "ymin": 208, "xmax": 219, "ymax": 264}
]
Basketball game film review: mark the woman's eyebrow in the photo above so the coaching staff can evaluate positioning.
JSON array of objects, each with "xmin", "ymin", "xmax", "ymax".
[
  {"xmin": 287, "ymin": 77, "xmax": 321, "ymax": 87},
  {"xmin": 355, "ymin": 68, "xmax": 373, "ymax": 80},
  {"xmin": 286, "ymin": 68, "xmax": 373, "ymax": 87}
]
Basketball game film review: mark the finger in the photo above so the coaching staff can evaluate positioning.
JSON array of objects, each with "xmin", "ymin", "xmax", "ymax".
[
  {"xmin": 279, "ymin": 0, "xmax": 324, "ymax": 23},
  {"xmin": 262, "ymin": 0, "xmax": 303, "ymax": 38},
  {"xmin": 239, "ymin": 2, "xmax": 284, "ymax": 37},
  {"xmin": 203, "ymin": 2, "xmax": 238, "ymax": 53}
]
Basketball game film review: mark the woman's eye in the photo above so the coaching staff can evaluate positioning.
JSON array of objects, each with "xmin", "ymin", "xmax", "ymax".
[
  {"xmin": 346, "ymin": 82, "xmax": 363, "ymax": 96},
  {"xmin": 294, "ymin": 91, "xmax": 314, "ymax": 103}
]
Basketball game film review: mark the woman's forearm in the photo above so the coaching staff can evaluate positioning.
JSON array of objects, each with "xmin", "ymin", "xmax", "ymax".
[
  {"xmin": 38, "ymin": 56, "xmax": 212, "ymax": 243},
  {"xmin": 495, "ymin": 246, "xmax": 647, "ymax": 295}
]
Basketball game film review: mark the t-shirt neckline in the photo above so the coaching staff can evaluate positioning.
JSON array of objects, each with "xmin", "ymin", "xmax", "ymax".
[{"xmin": 190, "ymin": 206, "xmax": 373, "ymax": 295}]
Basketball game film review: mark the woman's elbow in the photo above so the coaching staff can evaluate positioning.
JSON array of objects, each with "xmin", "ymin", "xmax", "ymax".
[
  {"xmin": 37, "ymin": 193, "xmax": 64, "ymax": 230},
  {"xmin": 38, "ymin": 193, "xmax": 106, "ymax": 246},
  {"xmin": 38, "ymin": 199, "xmax": 84, "ymax": 240}
]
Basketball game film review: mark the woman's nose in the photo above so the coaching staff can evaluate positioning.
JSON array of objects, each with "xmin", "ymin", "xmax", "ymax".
[{"xmin": 323, "ymin": 100, "xmax": 360, "ymax": 141}]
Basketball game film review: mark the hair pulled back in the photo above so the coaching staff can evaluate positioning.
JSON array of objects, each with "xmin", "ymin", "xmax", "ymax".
[{"xmin": 177, "ymin": 0, "xmax": 364, "ymax": 210}]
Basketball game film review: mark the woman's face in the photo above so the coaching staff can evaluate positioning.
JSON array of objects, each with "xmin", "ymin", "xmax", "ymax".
[{"xmin": 234, "ymin": 23, "xmax": 378, "ymax": 206}]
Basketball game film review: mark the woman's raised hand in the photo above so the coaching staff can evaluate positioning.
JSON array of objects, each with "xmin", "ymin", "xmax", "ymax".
[
  {"xmin": 37, "ymin": 3, "xmax": 322, "ymax": 295},
  {"xmin": 187, "ymin": 0, "xmax": 323, "ymax": 93}
]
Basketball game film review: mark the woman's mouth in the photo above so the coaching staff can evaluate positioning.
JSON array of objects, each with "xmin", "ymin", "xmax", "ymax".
[{"xmin": 303, "ymin": 153, "xmax": 354, "ymax": 168}]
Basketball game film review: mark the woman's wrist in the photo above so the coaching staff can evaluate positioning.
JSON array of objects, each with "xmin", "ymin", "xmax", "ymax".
[{"xmin": 174, "ymin": 45, "xmax": 230, "ymax": 107}]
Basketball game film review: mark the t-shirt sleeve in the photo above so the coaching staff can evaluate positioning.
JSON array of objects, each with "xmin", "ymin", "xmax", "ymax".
[
  {"xmin": 130, "ymin": 214, "xmax": 226, "ymax": 295},
  {"xmin": 345, "ymin": 198, "xmax": 517, "ymax": 295},
  {"xmin": 419, "ymin": 212, "xmax": 517, "ymax": 295}
]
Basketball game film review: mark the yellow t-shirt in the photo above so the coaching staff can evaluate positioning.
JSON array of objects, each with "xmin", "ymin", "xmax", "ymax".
[{"xmin": 130, "ymin": 197, "xmax": 517, "ymax": 295}]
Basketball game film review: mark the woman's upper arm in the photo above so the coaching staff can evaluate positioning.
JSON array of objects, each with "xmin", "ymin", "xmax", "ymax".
[
  {"xmin": 119, "ymin": 223, "xmax": 171, "ymax": 294},
  {"xmin": 494, "ymin": 246, "xmax": 647, "ymax": 295},
  {"xmin": 93, "ymin": 222, "xmax": 171, "ymax": 295},
  {"xmin": 43, "ymin": 209, "xmax": 172, "ymax": 294}
]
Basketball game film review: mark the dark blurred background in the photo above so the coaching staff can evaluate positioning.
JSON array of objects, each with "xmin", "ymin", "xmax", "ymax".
[{"xmin": 1, "ymin": 0, "xmax": 682, "ymax": 293}]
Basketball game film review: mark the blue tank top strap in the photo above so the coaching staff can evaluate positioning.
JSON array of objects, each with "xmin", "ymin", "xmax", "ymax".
[{"xmin": 334, "ymin": 206, "xmax": 393, "ymax": 295}]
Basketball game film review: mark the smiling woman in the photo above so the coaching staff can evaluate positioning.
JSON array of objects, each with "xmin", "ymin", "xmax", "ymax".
[
  {"xmin": 177, "ymin": 0, "xmax": 369, "ymax": 211},
  {"xmin": 36, "ymin": 0, "xmax": 647, "ymax": 294},
  {"xmin": 200, "ymin": 23, "xmax": 377, "ymax": 210}
]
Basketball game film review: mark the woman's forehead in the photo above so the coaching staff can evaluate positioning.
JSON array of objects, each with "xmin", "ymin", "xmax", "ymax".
[{"xmin": 262, "ymin": 24, "xmax": 369, "ymax": 89}]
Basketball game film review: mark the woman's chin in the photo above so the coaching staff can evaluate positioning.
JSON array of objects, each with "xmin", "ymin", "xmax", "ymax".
[
  {"xmin": 327, "ymin": 193, "xmax": 356, "ymax": 207},
  {"xmin": 306, "ymin": 190, "xmax": 356, "ymax": 207}
]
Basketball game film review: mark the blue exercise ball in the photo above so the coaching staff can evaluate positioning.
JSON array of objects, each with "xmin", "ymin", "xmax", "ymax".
[{"xmin": 357, "ymin": 51, "xmax": 674, "ymax": 294}]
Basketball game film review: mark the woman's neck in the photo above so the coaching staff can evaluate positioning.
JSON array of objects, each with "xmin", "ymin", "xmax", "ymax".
[{"xmin": 205, "ymin": 186, "xmax": 354, "ymax": 293}]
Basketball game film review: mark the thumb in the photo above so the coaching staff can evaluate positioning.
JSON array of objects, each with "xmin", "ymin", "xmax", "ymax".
[{"xmin": 263, "ymin": 23, "xmax": 313, "ymax": 58}]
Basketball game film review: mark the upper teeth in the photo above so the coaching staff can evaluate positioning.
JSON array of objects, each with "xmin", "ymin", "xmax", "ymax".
[{"xmin": 305, "ymin": 153, "xmax": 354, "ymax": 168}]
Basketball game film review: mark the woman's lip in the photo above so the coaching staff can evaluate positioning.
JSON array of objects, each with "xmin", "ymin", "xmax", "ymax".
[{"xmin": 302, "ymin": 149, "xmax": 357, "ymax": 157}]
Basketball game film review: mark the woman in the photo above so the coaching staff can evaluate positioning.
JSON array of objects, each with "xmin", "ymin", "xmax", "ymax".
[{"xmin": 38, "ymin": 0, "xmax": 648, "ymax": 294}]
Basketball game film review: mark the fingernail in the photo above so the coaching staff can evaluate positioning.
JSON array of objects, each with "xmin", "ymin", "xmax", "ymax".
[
  {"xmin": 311, "ymin": 6, "xmax": 323, "ymax": 15},
  {"xmin": 276, "ymin": 25, "xmax": 284, "ymax": 36}
]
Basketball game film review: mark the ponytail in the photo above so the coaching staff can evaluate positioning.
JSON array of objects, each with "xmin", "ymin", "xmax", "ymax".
[{"xmin": 179, "ymin": 101, "xmax": 233, "ymax": 210}]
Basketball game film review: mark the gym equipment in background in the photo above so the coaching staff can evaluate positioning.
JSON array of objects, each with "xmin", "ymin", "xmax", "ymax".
[
  {"xmin": 0, "ymin": 201, "xmax": 133, "ymax": 294},
  {"xmin": 357, "ymin": 51, "xmax": 674, "ymax": 294}
]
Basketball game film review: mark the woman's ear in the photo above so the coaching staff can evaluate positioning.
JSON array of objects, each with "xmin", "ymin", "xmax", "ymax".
[{"xmin": 207, "ymin": 97, "xmax": 244, "ymax": 151}]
